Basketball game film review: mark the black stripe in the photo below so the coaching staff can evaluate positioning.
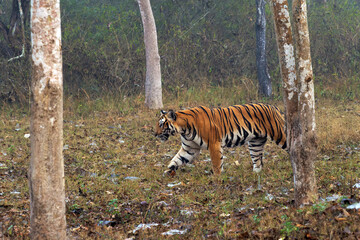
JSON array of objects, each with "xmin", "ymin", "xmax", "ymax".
[
  {"xmin": 234, "ymin": 136, "xmax": 241, "ymax": 146},
  {"xmin": 234, "ymin": 106, "xmax": 252, "ymax": 133},
  {"xmin": 182, "ymin": 142, "xmax": 191, "ymax": 148},
  {"xmin": 178, "ymin": 111, "xmax": 194, "ymax": 117},
  {"xmin": 259, "ymin": 105, "xmax": 275, "ymax": 138},
  {"xmin": 227, "ymin": 131, "xmax": 234, "ymax": 147},
  {"xmin": 179, "ymin": 156, "xmax": 189, "ymax": 164},
  {"xmin": 189, "ymin": 125, "xmax": 197, "ymax": 141},
  {"xmin": 199, "ymin": 106, "xmax": 212, "ymax": 122},
  {"xmin": 240, "ymin": 129, "xmax": 249, "ymax": 145},
  {"xmin": 185, "ymin": 150, "xmax": 195, "ymax": 155},
  {"xmin": 221, "ymin": 108, "xmax": 229, "ymax": 134},
  {"xmin": 249, "ymin": 149, "xmax": 263, "ymax": 153},
  {"xmin": 190, "ymin": 109, "xmax": 197, "ymax": 115}
]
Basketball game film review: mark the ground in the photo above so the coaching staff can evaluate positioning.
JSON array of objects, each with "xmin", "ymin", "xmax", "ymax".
[{"xmin": 0, "ymin": 96, "xmax": 360, "ymax": 239}]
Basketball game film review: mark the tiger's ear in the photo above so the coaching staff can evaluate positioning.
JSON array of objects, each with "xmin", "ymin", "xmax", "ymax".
[
  {"xmin": 168, "ymin": 110, "xmax": 176, "ymax": 121},
  {"xmin": 160, "ymin": 110, "xmax": 167, "ymax": 115}
]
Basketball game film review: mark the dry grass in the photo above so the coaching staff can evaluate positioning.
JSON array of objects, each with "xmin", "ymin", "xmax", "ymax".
[
  {"xmin": 316, "ymin": 100, "xmax": 360, "ymax": 152},
  {"xmin": 0, "ymin": 90, "xmax": 359, "ymax": 239}
]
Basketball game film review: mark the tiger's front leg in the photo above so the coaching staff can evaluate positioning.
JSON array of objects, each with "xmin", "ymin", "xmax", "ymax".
[{"xmin": 165, "ymin": 143, "xmax": 200, "ymax": 176}]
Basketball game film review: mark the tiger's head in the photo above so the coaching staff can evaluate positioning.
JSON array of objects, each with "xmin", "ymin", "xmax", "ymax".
[{"xmin": 155, "ymin": 110, "xmax": 177, "ymax": 141}]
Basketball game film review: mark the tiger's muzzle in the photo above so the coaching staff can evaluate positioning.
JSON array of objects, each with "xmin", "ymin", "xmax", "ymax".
[
  {"xmin": 156, "ymin": 133, "xmax": 170, "ymax": 141},
  {"xmin": 155, "ymin": 129, "xmax": 175, "ymax": 142}
]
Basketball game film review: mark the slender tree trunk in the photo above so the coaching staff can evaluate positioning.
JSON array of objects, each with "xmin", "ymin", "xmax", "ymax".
[
  {"xmin": 255, "ymin": 0, "xmax": 272, "ymax": 97},
  {"xmin": 271, "ymin": 0, "xmax": 317, "ymax": 206},
  {"xmin": 137, "ymin": 0, "xmax": 163, "ymax": 109},
  {"xmin": 292, "ymin": 0, "xmax": 317, "ymax": 205},
  {"xmin": 29, "ymin": 0, "xmax": 66, "ymax": 239}
]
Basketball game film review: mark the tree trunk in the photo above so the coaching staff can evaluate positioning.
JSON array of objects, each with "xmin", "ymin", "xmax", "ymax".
[
  {"xmin": 137, "ymin": 0, "xmax": 163, "ymax": 109},
  {"xmin": 270, "ymin": 0, "xmax": 298, "ymax": 136},
  {"xmin": 271, "ymin": 0, "xmax": 317, "ymax": 206},
  {"xmin": 292, "ymin": 0, "xmax": 318, "ymax": 205},
  {"xmin": 29, "ymin": 0, "xmax": 66, "ymax": 239},
  {"xmin": 255, "ymin": 0, "xmax": 272, "ymax": 97}
]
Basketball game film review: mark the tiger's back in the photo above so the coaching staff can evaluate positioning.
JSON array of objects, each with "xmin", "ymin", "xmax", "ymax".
[{"xmin": 175, "ymin": 103, "xmax": 286, "ymax": 149}]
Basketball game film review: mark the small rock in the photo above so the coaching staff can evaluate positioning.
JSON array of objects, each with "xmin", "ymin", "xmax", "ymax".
[
  {"xmin": 346, "ymin": 202, "xmax": 360, "ymax": 210},
  {"xmin": 161, "ymin": 229, "xmax": 187, "ymax": 235},
  {"xmin": 132, "ymin": 223, "xmax": 159, "ymax": 233},
  {"xmin": 167, "ymin": 182, "xmax": 182, "ymax": 187},
  {"xmin": 124, "ymin": 176, "xmax": 140, "ymax": 181}
]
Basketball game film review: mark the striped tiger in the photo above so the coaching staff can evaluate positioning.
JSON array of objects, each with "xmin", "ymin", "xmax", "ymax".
[{"xmin": 155, "ymin": 103, "xmax": 287, "ymax": 177}]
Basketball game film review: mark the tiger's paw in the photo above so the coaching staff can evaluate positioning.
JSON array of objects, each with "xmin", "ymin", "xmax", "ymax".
[
  {"xmin": 253, "ymin": 166, "xmax": 262, "ymax": 174},
  {"xmin": 163, "ymin": 169, "xmax": 176, "ymax": 177}
]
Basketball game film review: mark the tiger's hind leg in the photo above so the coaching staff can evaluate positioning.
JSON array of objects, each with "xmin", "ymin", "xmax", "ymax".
[
  {"xmin": 248, "ymin": 137, "xmax": 267, "ymax": 189},
  {"xmin": 209, "ymin": 142, "xmax": 223, "ymax": 175}
]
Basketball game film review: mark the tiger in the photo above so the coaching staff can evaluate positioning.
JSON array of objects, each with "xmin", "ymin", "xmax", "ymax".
[{"xmin": 155, "ymin": 103, "xmax": 287, "ymax": 178}]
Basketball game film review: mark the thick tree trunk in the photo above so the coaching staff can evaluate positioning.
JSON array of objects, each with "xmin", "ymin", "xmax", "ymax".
[
  {"xmin": 137, "ymin": 0, "xmax": 163, "ymax": 109},
  {"xmin": 271, "ymin": 0, "xmax": 317, "ymax": 206},
  {"xmin": 29, "ymin": 0, "xmax": 66, "ymax": 239},
  {"xmin": 292, "ymin": 0, "xmax": 318, "ymax": 205},
  {"xmin": 255, "ymin": 0, "xmax": 272, "ymax": 97}
]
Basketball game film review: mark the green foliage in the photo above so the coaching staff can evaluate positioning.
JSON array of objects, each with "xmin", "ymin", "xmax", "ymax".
[
  {"xmin": 70, "ymin": 203, "xmax": 81, "ymax": 211},
  {"xmin": 311, "ymin": 202, "xmax": 328, "ymax": 213},
  {"xmin": 7, "ymin": 145, "xmax": 15, "ymax": 157},
  {"xmin": 253, "ymin": 214, "xmax": 261, "ymax": 224},
  {"xmin": 308, "ymin": 0, "xmax": 360, "ymax": 77},
  {"xmin": 280, "ymin": 215, "xmax": 299, "ymax": 236},
  {"xmin": 107, "ymin": 198, "xmax": 120, "ymax": 215}
]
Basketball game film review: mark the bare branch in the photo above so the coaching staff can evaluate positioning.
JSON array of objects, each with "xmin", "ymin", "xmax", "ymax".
[{"xmin": 8, "ymin": 0, "xmax": 25, "ymax": 62}]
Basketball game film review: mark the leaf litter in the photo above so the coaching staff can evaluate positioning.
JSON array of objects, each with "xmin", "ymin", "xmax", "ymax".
[{"xmin": 1, "ymin": 102, "xmax": 360, "ymax": 239}]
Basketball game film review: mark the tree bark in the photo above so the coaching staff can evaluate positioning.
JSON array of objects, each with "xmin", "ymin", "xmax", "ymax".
[
  {"xmin": 270, "ymin": 0, "xmax": 298, "ymax": 136},
  {"xmin": 255, "ymin": 0, "xmax": 272, "ymax": 97},
  {"xmin": 137, "ymin": 0, "xmax": 163, "ymax": 109},
  {"xmin": 271, "ymin": 0, "xmax": 317, "ymax": 206},
  {"xmin": 29, "ymin": 0, "xmax": 66, "ymax": 239},
  {"xmin": 292, "ymin": 0, "xmax": 318, "ymax": 205}
]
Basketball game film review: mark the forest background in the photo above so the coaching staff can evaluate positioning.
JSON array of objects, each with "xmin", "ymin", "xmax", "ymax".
[
  {"xmin": 0, "ymin": 0, "xmax": 359, "ymax": 102},
  {"xmin": 1, "ymin": 0, "xmax": 360, "ymax": 239}
]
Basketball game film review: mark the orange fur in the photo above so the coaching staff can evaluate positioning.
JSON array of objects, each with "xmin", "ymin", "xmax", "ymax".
[{"xmin": 155, "ymin": 103, "xmax": 286, "ymax": 176}]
